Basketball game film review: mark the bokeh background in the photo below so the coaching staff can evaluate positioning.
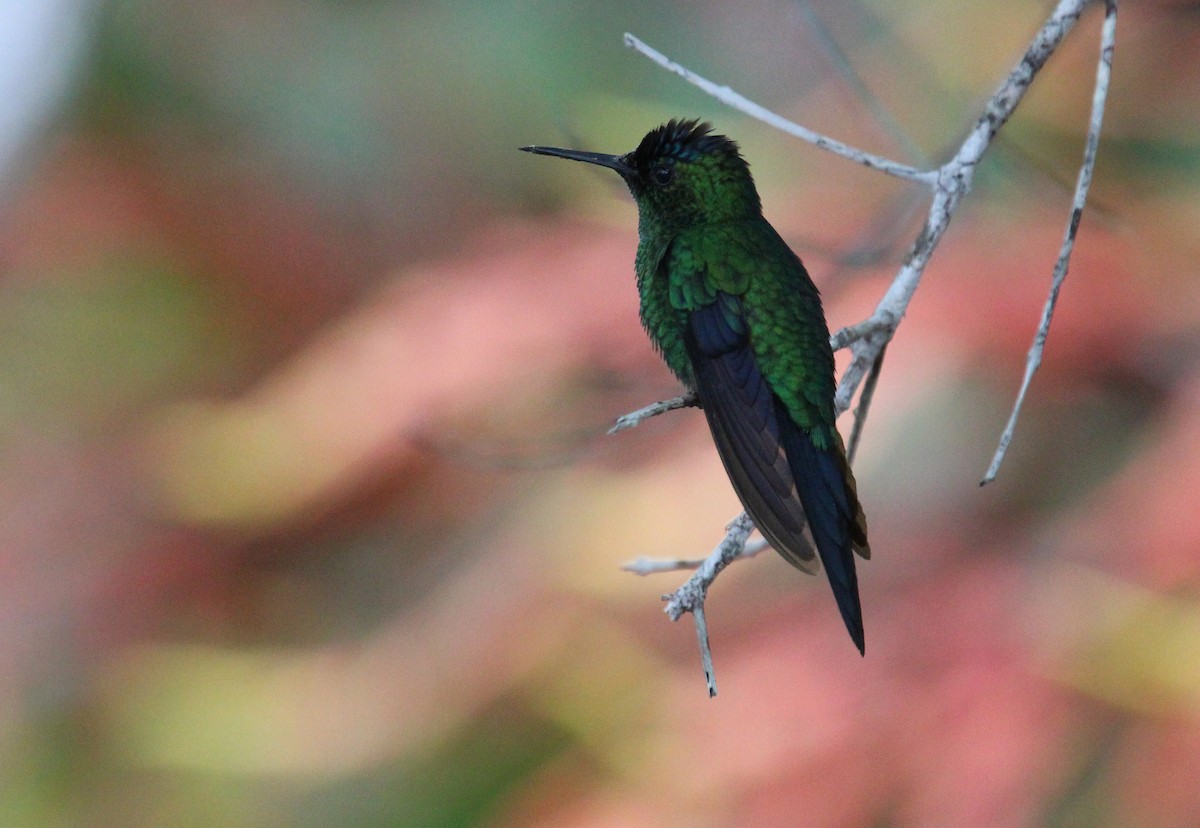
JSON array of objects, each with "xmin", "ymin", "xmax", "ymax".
[{"xmin": 2, "ymin": 0, "xmax": 1199, "ymax": 825}]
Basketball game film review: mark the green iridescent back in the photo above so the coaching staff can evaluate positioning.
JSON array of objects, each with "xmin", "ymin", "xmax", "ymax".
[{"xmin": 628, "ymin": 153, "xmax": 837, "ymax": 451}]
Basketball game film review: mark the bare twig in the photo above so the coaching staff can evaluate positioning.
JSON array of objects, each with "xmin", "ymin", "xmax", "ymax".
[
  {"xmin": 659, "ymin": 512, "xmax": 756, "ymax": 697},
  {"xmin": 622, "ymin": 32, "xmax": 935, "ymax": 185},
  {"xmin": 691, "ymin": 604, "xmax": 716, "ymax": 696},
  {"xmin": 609, "ymin": 391, "xmax": 697, "ymax": 433},
  {"xmin": 981, "ymin": 0, "xmax": 1116, "ymax": 485},
  {"xmin": 623, "ymin": 537, "xmax": 769, "ymax": 575},
  {"xmin": 829, "ymin": 314, "xmax": 897, "ymax": 353},
  {"xmin": 848, "ymin": 344, "xmax": 886, "ymax": 465}
]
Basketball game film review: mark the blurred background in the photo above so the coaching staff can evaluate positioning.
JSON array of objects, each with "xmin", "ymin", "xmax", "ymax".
[{"xmin": 1, "ymin": 0, "xmax": 1199, "ymax": 825}]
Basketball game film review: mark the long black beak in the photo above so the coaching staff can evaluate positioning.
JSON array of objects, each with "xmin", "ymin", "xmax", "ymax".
[{"xmin": 519, "ymin": 145, "xmax": 632, "ymax": 176}]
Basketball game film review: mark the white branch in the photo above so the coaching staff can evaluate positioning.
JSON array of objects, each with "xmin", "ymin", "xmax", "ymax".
[
  {"xmin": 623, "ymin": 537, "xmax": 769, "ymax": 575},
  {"xmin": 609, "ymin": 391, "xmax": 696, "ymax": 433},
  {"xmin": 623, "ymin": 33, "xmax": 935, "ymax": 184},
  {"xmin": 847, "ymin": 345, "xmax": 886, "ymax": 464},
  {"xmin": 658, "ymin": 512, "xmax": 756, "ymax": 697},
  {"xmin": 981, "ymin": 0, "xmax": 1116, "ymax": 485}
]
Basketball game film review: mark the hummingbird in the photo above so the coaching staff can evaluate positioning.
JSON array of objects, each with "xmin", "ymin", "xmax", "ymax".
[{"xmin": 521, "ymin": 119, "xmax": 870, "ymax": 653}]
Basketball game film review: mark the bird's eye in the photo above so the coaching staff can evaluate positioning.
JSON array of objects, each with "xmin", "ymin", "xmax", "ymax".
[{"xmin": 652, "ymin": 163, "xmax": 674, "ymax": 185}]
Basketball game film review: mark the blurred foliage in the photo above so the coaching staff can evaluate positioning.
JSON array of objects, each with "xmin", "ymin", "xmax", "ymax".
[
  {"xmin": 0, "ymin": 258, "xmax": 232, "ymax": 432},
  {"xmin": 1, "ymin": 0, "xmax": 1200, "ymax": 826}
]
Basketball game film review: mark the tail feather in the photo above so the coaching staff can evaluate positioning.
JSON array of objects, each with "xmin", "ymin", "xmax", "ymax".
[
  {"xmin": 774, "ymin": 407, "xmax": 865, "ymax": 653},
  {"xmin": 685, "ymin": 298, "xmax": 866, "ymax": 652}
]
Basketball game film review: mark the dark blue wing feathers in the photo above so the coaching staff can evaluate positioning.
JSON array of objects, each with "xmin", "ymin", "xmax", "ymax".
[
  {"xmin": 772, "ymin": 398, "xmax": 864, "ymax": 651},
  {"xmin": 685, "ymin": 295, "xmax": 865, "ymax": 653}
]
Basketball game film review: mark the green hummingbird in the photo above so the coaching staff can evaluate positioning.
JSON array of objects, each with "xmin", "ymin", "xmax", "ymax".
[{"xmin": 521, "ymin": 119, "xmax": 870, "ymax": 653}]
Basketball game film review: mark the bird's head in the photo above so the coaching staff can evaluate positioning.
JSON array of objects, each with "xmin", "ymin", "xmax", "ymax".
[{"xmin": 521, "ymin": 119, "xmax": 762, "ymax": 230}]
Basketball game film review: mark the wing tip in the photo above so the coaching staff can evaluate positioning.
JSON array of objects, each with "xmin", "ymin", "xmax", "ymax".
[
  {"xmin": 848, "ymin": 616, "xmax": 865, "ymax": 655},
  {"xmin": 835, "ymin": 585, "xmax": 865, "ymax": 655}
]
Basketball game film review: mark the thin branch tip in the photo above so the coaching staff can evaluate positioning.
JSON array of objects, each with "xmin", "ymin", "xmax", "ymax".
[
  {"xmin": 609, "ymin": 391, "xmax": 698, "ymax": 434},
  {"xmin": 983, "ymin": 0, "xmax": 1113, "ymax": 481}
]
